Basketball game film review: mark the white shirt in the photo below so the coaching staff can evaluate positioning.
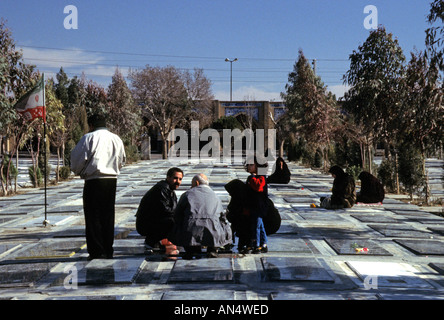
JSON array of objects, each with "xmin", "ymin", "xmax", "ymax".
[{"xmin": 70, "ymin": 128, "xmax": 126, "ymax": 180}]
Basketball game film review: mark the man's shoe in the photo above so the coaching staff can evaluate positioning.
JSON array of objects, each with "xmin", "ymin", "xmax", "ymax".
[
  {"xmin": 206, "ymin": 251, "xmax": 218, "ymax": 258},
  {"xmin": 239, "ymin": 246, "xmax": 251, "ymax": 254},
  {"xmin": 87, "ymin": 254, "xmax": 107, "ymax": 261},
  {"xmin": 252, "ymin": 246, "xmax": 268, "ymax": 254}
]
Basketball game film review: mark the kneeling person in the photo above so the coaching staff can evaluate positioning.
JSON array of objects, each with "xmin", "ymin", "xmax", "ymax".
[
  {"xmin": 171, "ymin": 174, "xmax": 232, "ymax": 259},
  {"xmin": 136, "ymin": 167, "xmax": 183, "ymax": 251}
]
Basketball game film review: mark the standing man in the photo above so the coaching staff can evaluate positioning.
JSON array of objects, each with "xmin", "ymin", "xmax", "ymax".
[
  {"xmin": 136, "ymin": 167, "xmax": 183, "ymax": 252},
  {"xmin": 71, "ymin": 114, "xmax": 126, "ymax": 260}
]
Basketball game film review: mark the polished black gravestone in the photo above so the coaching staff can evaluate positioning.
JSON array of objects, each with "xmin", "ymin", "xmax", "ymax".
[
  {"xmin": 133, "ymin": 260, "xmax": 168, "ymax": 284},
  {"xmin": 350, "ymin": 214, "xmax": 402, "ymax": 224},
  {"xmin": 406, "ymin": 216, "xmax": 444, "ymax": 225},
  {"xmin": 261, "ymin": 257, "xmax": 334, "ymax": 282},
  {"xmin": 168, "ymin": 258, "xmax": 233, "ymax": 283},
  {"xmin": 47, "ymin": 205, "xmax": 83, "ymax": 214},
  {"xmin": 52, "ymin": 228, "xmax": 85, "ymax": 238},
  {"xmin": 0, "ymin": 217, "xmax": 19, "ymax": 225},
  {"xmin": 162, "ymin": 290, "xmax": 235, "ymax": 300},
  {"xmin": 368, "ymin": 224, "xmax": 434, "ymax": 239},
  {"xmin": 394, "ymin": 239, "xmax": 444, "ymax": 256},
  {"xmin": 77, "ymin": 258, "xmax": 145, "ymax": 285},
  {"xmin": 275, "ymin": 221, "xmax": 299, "ymax": 234},
  {"xmin": 427, "ymin": 226, "xmax": 444, "ymax": 236},
  {"xmin": 297, "ymin": 211, "xmax": 348, "ymax": 222},
  {"xmin": 13, "ymin": 239, "xmax": 86, "ymax": 259},
  {"xmin": 0, "ymin": 208, "xmax": 30, "ymax": 216},
  {"xmin": 0, "ymin": 243, "xmax": 21, "ymax": 258},
  {"xmin": 266, "ymin": 236, "xmax": 312, "ymax": 253},
  {"xmin": 283, "ymin": 196, "xmax": 319, "ymax": 204},
  {"xmin": 324, "ymin": 238, "xmax": 392, "ymax": 256},
  {"xmin": 429, "ymin": 262, "xmax": 444, "ymax": 287},
  {"xmin": 0, "ymin": 262, "xmax": 58, "ymax": 287}
]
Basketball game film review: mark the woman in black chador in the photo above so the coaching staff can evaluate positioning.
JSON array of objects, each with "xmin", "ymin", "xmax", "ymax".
[
  {"xmin": 320, "ymin": 165, "xmax": 356, "ymax": 209},
  {"xmin": 356, "ymin": 171, "xmax": 385, "ymax": 203},
  {"xmin": 267, "ymin": 157, "xmax": 291, "ymax": 184}
]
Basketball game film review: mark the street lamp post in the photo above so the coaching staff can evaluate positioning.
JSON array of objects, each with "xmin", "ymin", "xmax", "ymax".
[{"xmin": 225, "ymin": 58, "xmax": 238, "ymax": 101}]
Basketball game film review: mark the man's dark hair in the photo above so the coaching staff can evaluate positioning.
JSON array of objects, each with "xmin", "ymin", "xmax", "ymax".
[
  {"xmin": 167, "ymin": 167, "xmax": 183, "ymax": 178},
  {"xmin": 88, "ymin": 113, "xmax": 107, "ymax": 128}
]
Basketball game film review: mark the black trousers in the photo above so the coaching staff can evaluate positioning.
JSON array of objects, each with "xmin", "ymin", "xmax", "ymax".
[{"xmin": 83, "ymin": 178, "xmax": 117, "ymax": 259}]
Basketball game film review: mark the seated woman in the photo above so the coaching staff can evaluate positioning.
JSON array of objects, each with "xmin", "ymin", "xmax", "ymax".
[
  {"xmin": 267, "ymin": 157, "xmax": 291, "ymax": 184},
  {"xmin": 320, "ymin": 165, "xmax": 356, "ymax": 209},
  {"xmin": 356, "ymin": 171, "xmax": 385, "ymax": 203}
]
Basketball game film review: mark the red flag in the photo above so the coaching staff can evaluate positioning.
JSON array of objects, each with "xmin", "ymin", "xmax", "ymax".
[{"xmin": 14, "ymin": 77, "xmax": 46, "ymax": 122}]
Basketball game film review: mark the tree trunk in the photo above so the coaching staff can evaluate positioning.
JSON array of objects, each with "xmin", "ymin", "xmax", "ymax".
[
  {"xmin": 279, "ymin": 139, "xmax": 285, "ymax": 158},
  {"xmin": 367, "ymin": 143, "xmax": 372, "ymax": 174},
  {"xmin": 56, "ymin": 147, "xmax": 61, "ymax": 183},
  {"xmin": 421, "ymin": 151, "xmax": 430, "ymax": 205},
  {"xmin": 360, "ymin": 142, "xmax": 366, "ymax": 169},
  {"xmin": 395, "ymin": 152, "xmax": 400, "ymax": 194},
  {"xmin": 162, "ymin": 138, "xmax": 168, "ymax": 159}
]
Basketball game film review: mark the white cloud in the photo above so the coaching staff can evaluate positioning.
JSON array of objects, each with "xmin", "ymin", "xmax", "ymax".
[
  {"xmin": 19, "ymin": 46, "xmax": 126, "ymax": 87},
  {"xmin": 21, "ymin": 47, "xmax": 104, "ymax": 69}
]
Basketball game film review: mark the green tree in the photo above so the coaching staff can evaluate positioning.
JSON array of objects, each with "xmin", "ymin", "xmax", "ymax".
[
  {"xmin": 400, "ymin": 51, "xmax": 444, "ymax": 203},
  {"xmin": 211, "ymin": 116, "xmax": 242, "ymax": 130},
  {"xmin": 54, "ymin": 67, "xmax": 69, "ymax": 107},
  {"xmin": 282, "ymin": 49, "xmax": 340, "ymax": 170},
  {"xmin": 107, "ymin": 68, "xmax": 141, "ymax": 144},
  {"xmin": 0, "ymin": 19, "xmax": 38, "ymax": 194},
  {"xmin": 183, "ymin": 68, "xmax": 215, "ymax": 129},
  {"xmin": 397, "ymin": 141, "xmax": 426, "ymax": 200},
  {"xmin": 343, "ymin": 27, "xmax": 406, "ymax": 173},
  {"xmin": 425, "ymin": 0, "xmax": 444, "ymax": 72},
  {"xmin": 46, "ymin": 78, "xmax": 65, "ymax": 182},
  {"xmin": 84, "ymin": 79, "xmax": 108, "ymax": 118}
]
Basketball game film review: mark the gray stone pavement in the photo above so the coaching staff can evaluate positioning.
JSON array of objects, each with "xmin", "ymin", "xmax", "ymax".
[{"xmin": 0, "ymin": 158, "xmax": 443, "ymax": 301}]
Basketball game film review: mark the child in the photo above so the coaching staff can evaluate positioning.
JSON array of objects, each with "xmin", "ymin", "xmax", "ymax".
[{"xmin": 244, "ymin": 156, "xmax": 269, "ymax": 254}]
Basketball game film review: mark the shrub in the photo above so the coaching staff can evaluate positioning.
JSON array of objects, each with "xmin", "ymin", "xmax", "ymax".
[
  {"xmin": 125, "ymin": 144, "xmax": 140, "ymax": 164},
  {"xmin": 59, "ymin": 166, "xmax": 72, "ymax": 180},
  {"xmin": 397, "ymin": 143, "xmax": 425, "ymax": 199},
  {"xmin": 378, "ymin": 159, "xmax": 396, "ymax": 193},
  {"xmin": 28, "ymin": 166, "xmax": 43, "ymax": 187},
  {"xmin": 346, "ymin": 165, "xmax": 361, "ymax": 181}
]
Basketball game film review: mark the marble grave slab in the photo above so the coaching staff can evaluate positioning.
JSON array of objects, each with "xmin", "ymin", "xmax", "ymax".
[
  {"xmin": 77, "ymin": 258, "xmax": 145, "ymax": 285},
  {"xmin": 350, "ymin": 214, "xmax": 402, "ymax": 224},
  {"xmin": 168, "ymin": 258, "xmax": 233, "ymax": 283},
  {"xmin": 324, "ymin": 238, "xmax": 392, "ymax": 256},
  {"xmin": 368, "ymin": 224, "xmax": 434, "ymax": 239},
  {"xmin": 394, "ymin": 239, "xmax": 444, "ymax": 255},
  {"xmin": 346, "ymin": 261, "xmax": 433, "ymax": 289},
  {"xmin": 0, "ymin": 262, "xmax": 58, "ymax": 287},
  {"xmin": 266, "ymin": 236, "xmax": 312, "ymax": 253},
  {"xmin": 13, "ymin": 239, "xmax": 86, "ymax": 259},
  {"xmin": 261, "ymin": 257, "xmax": 335, "ymax": 282}
]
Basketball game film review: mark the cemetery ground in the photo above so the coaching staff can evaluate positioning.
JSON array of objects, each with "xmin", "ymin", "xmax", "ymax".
[{"xmin": 0, "ymin": 156, "xmax": 443, "ymax": 301}]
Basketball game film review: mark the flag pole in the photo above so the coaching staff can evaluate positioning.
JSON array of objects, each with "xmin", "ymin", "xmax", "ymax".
[{"xmin": 42, "ymin": 73, "xmax": 49, "ymax": 227}]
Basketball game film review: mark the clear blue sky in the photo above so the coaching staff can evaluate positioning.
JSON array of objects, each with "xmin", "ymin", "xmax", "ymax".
[{"xmin": 0, "ymin": 0, "xmax": 433, "ymax": 100}]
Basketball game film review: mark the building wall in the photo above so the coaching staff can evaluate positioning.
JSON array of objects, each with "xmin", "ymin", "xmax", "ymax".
[{"xmin": 212, "ymin": 100, "xmax": 285, "ymax": 129}]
